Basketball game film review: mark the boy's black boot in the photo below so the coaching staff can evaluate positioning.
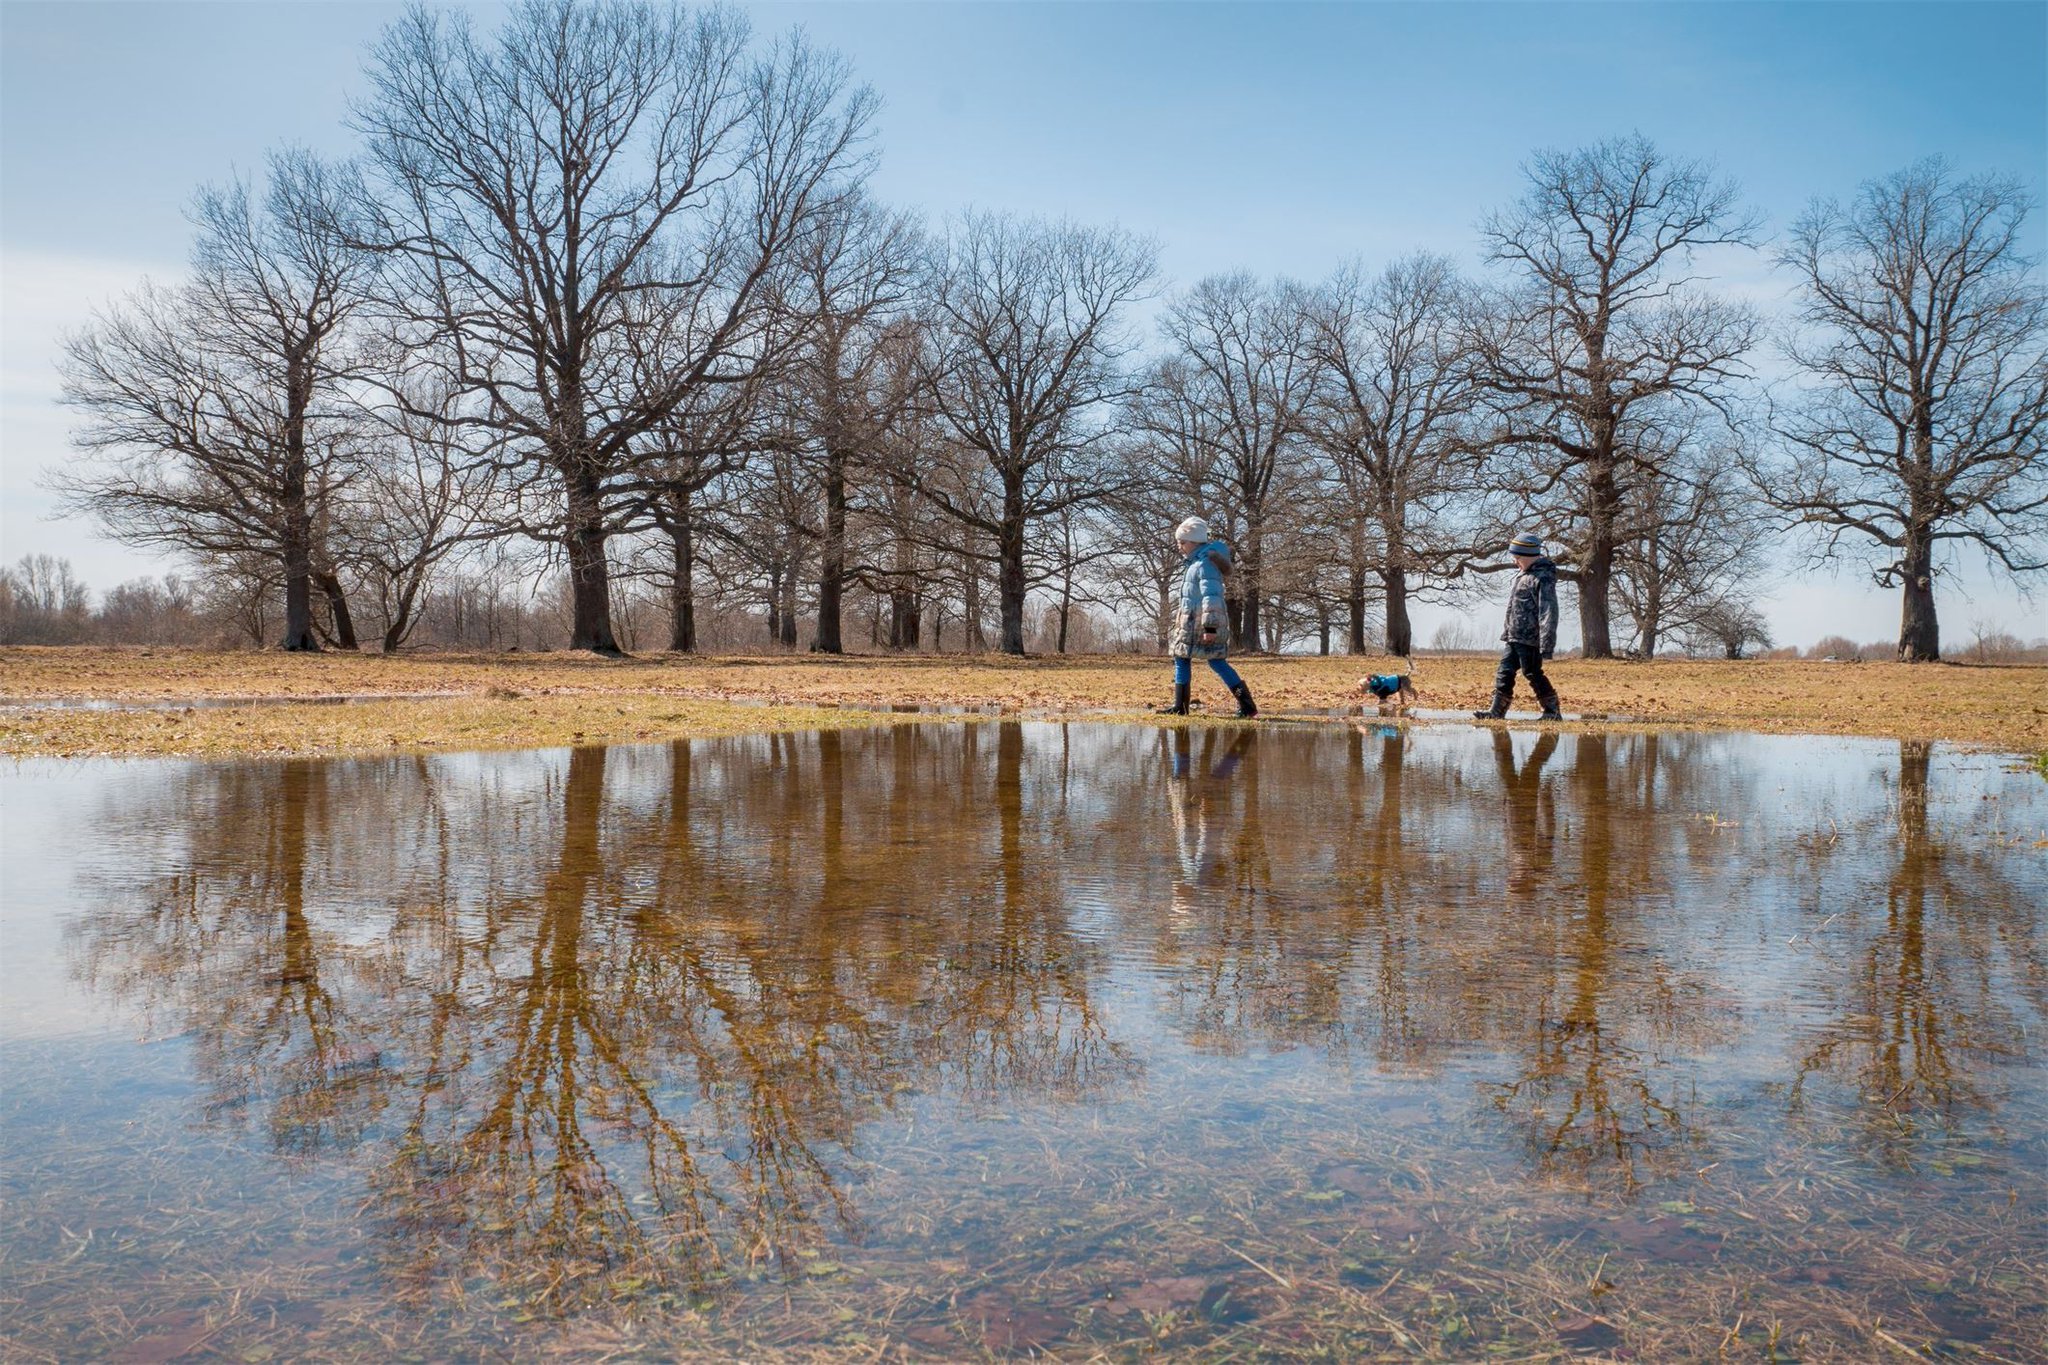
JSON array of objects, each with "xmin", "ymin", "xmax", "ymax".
[
  {"xmin": 1229, "ymin": 681, "xmax": 1259, "ymax": 719},
  {"xmin": 1473, "ymin": 690, "xmax": 1510, "ymax": 720},
  {"xmin": 1535, "ymin": 685, "xmax": 1562, "ymax": 721},
  {"xmin": 1156, "ymin": 682, "xmax": 1191, "ymax": 716}
]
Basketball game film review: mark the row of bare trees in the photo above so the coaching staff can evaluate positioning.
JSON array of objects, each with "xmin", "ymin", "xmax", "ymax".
[{"xmin": 53, "ymin": 2, "xmax": 2046, "ymax": 661}]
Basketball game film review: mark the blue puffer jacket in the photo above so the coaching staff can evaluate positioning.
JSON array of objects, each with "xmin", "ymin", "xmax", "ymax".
[{"xmin": 1174, "ymin": 540, "xmax": 1232, "ymax": 660}]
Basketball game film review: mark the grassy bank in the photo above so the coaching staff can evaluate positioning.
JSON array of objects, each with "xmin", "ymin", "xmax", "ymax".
[{"xmin": 2, "ymin": 646, "xmax": 2043, "ymax": 758}]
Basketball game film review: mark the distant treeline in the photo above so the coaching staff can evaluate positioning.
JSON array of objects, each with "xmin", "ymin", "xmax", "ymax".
[
  {"xmin": 11, "ymin": 554, "xmax": 2045, "ymax": 665},
  {"xmin": 49, "ymin": 2, "xmax": 2046, "ymax": 662}
]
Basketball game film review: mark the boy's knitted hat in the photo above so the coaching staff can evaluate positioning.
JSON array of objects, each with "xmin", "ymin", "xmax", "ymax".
[
  {"xmin": 1509, "ymin": 531, "xmax": 1544, "ymax": 557},
  {"xmin": 1175, "ymin": 516, "xmax": 1212, "ymax": 544}
]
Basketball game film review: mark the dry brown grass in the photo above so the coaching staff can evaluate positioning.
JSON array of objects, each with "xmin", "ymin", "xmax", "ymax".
[{"xmin": 2, "ymin": 645, "xmax": 2043, "ymax": 758}]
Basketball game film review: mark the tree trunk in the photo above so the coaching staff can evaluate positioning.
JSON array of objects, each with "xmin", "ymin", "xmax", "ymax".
[
  {"xmin": 964, "ymin": 545, "xmax": 987, "ymax": 652},
  {"xmin": 1898, "ymin": 527, "xmax": 1939, "ymax": 661},
  {"xmin": 813, "ymin": 446, "xmax": 847, "ymax": 653},
  {"xmin": 664, "ymin": 487, "xmax": 696, "ymax": 652},
  {"xmin": 381, "ymin": 560, "xmax": 430, "ymax": 654},
  {"xmin": 889, "ymin": 590, "xmax": 919, "ymax": 650},
  {"xmin": 997, "ymin": 478, "xmax": 1027, "ymax": 655},
  {"xmin": 563, "ymin": 462, "xmax": 620, "ymax": 654},
  {"xmin": 1346, "ymin": 560, "xmax": 1367, "ymax": 654},
  {"xmin": 1382, "ymin": 564, "xmax": 1411, "ymax": 657},
  {"xmin": 379, "ymin": 578, "xmax": 413, "ymax": 653},
  {"xmin": 778, "ymin": 554, "xmax": 798, "ymax": 648},
  {"xmin": 1156, "ymin": 577, "xmax": 1171, "ymax": 654},
  {"xmin": 1236, "ymin": 524, "xmax": 1263, "ymax": 651},
  {"xmin": 1316, "ymin": 598, "xmax": 1330, "ymax": 656},
  {"xmin": 1578, "ymin": 459, "xmax": 1619, "ymax": 659},
  {"xmin": 279, "ymin": 355, "xmax": 318, "ymax": 652},
  {"xmin": 1056, "ymin": 555, "xmax": 1075, "ymax": 654},
  {"xmin": 314, "ymin": 570, "xmax": 357, "ymax": 651},
  {"xmin": 766, "ymin": 560, "xmax": 784, "ymax": 645}
]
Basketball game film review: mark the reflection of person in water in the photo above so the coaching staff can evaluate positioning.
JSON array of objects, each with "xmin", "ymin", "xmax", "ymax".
[
  {"xmin": 1494, "ymin": 728, "xmax": 1559, "ymax": 908},
  {"xmin": 1167, "ymin": 727, "xmax": 1254, "ymax": 915}
]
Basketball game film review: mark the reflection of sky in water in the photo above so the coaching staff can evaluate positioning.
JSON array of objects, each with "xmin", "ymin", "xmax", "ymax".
[{"xmin": 2, "ymin": 723, "xmax": 2044, "ymax": 1359}]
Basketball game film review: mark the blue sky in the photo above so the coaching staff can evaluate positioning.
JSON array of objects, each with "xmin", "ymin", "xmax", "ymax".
[{"xmin": 4, "ymin": 1, "xmax": 2043, "ymax": 647}]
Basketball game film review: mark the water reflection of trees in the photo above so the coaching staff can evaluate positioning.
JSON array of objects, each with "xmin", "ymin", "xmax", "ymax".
[
  {"xmin": 1094, "ymin": 724, "xmax": 1740, "ymax": 1191},
  {"xmin": 1484, "ymin": 733, "xmax": 1719, "ymax": 1193},
  {"xmin": 1790, "ymin": 740, "xmax": 2045, "ymax": 1165},
  {"xmin": 71, "ymin": 725, "xmax": 1134, "ymax": 1308},
  {"xmin": 75, "ymin": 760, "xmax": 398, "ymax": 1154},
  {"xmin": 68, "ymin": 719, "xmax": 2047, "ymax": 1293}
]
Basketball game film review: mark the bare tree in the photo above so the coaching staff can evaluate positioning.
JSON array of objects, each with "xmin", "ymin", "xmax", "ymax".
[
  {"xmin": 1610, "ymin": 418, "xmax": 1769, "ymax": 656},
  {"xmin": 0, "ymin": 556, "xmax": 93, "ymax": 645},
  {"xmin": 344, "ymin": 362, "xmax": 506, "ymax": 651},
  {"xmin": 1475, "ymin": 135, "xmax": 1760, "ymax": 658},
  {"xmin": 782, "ymin": 195, "xmax": 925, "ymax": 653},
  {"xmin": 1093, "ymin": 485, "xmax": 1184, "ymax": 653},
  {"xmin": 1762, "ymin": 160, "xmax": 2048, "ymax": 661},
  {"xmin": 95, "ymin": 574, "xmax": 209, "ymax": 646},
  {"xmin": 916, "ymin": 212, "xmax": 1155, "ymax": 655},
  {"xmin": 58, "ymin": 152, "xmax": 373, "ymax": 650},
  {"xmin": 1300, "ymin": 254, "xmax": 1490, "ymax": 655},
  {"xmin": 630, "ymin": 366, "xmax": 776, "ymax": 652},
  {"xmin": 354, "ymin": 0, "xmax": 874, "ymax": 653},
  {"xmin": 1144, "ymin": 272, "xmax": 1317, "ymax": 651},
  {"xmin": 1684, "ymin": 599, "xmax": 1772, "ymax": 660}
]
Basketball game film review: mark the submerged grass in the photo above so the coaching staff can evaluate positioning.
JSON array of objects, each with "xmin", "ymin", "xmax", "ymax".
[
  {"xmin": 5, "ymin": 1051, "xmax": 2041, "ymax": 1362},
  {"xmin": 3, "ymin": 646, "xmax": 2045, "ymax": 758}
]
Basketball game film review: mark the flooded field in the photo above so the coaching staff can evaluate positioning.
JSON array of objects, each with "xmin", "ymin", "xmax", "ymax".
[{"xmin": 2, "ymin": 721, "xmax": 2044, "ymax": 1361}]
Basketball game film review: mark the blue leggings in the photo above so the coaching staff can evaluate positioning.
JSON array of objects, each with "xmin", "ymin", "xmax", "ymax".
[{"xmin": 1175, "ymin": 656, "xmax": 1244, "ymax": 690}]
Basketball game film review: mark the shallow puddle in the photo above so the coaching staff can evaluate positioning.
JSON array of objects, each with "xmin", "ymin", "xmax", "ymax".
[{"xmin": 2, "ymin": 722, "xmax": 2044, "ymax": 1361}]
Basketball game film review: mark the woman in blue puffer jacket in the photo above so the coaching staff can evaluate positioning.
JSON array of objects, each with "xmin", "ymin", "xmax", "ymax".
[{"xmin": 1159, "ymin": 516, "xmax": 1258, "ymax": 718}]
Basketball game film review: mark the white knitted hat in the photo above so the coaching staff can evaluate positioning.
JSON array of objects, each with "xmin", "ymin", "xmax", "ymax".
[{"xmin": 1174, "ymin": 516, "xmax": 1211, "ymax": 544}]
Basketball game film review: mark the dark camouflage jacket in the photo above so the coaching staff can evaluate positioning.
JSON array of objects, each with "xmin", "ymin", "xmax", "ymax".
[{"xmin": 1500, "ymin": 556, "xmax": 1559, "ymax": 654}]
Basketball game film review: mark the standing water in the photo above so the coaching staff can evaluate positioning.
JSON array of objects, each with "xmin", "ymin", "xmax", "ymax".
[{"xmin": 2, "ymin": 722, "xmax": 2043, "ymax": 1360}]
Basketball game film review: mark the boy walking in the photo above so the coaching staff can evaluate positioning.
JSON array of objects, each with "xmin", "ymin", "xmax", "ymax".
[{"xmin": 1475, "ymin": 531, "xmax": 1562, "ymax": 721}]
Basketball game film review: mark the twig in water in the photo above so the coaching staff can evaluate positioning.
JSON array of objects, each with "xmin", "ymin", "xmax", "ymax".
[{"xmin": 1220, "ymin": 1242, "xmax": 1292, "ymax": 1291}]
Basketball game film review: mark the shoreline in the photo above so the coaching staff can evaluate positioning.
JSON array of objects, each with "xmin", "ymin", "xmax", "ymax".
[{"xmin": 3, "ymin": 646, "xmax": 2042, "ymax": 761}]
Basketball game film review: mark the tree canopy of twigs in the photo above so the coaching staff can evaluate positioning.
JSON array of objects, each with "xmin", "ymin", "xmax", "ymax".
[
  {"xmin": 1475, "ymin": 135, "xmax": 1762, "ymax": 660},
  {"xmin": 44, "ymin": 13, "xmax": 2045, "ymax": 661},
  {"xmin": 1760, "ymin": 158, "xmax": 2048, "ymax": 661},
  {"xmin": 914, "ymin": 212, "xmax": 1157, "ymax": 656},
  {"xmin": 351, "ymin": 0, "xmax": 875, "ymax": 653},
  {"xmin": 59, "ymin": 151, "xmax": 375, "ymax": 651}
]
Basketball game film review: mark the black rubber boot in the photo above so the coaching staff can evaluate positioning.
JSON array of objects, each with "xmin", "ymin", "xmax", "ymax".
[
  {"xmin": 1156, "ymin": 682, "xmax": 1190, "ymax": 716},
  {"xmin": 1473, "ymin": 690, "xmax": 1510, "ymax": 720},
  {"xmin": 1229, "ymin": 681, "xmax": 1259, "ymax": 719},
  {"xmin": 1535, "ymin": 686, "xmax": 1562, "ymax": 722}
]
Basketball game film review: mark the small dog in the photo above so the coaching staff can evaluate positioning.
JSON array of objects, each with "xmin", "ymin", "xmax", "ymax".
[{"xmin": 1357, "ymin": 673, "xmax": 1421, "ymax": 715}]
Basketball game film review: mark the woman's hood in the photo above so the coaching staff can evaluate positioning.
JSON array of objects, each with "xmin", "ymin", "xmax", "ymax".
[{"xmin": 1192, "ymin": 540, "xmax": 1232, "ymax": 571}]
